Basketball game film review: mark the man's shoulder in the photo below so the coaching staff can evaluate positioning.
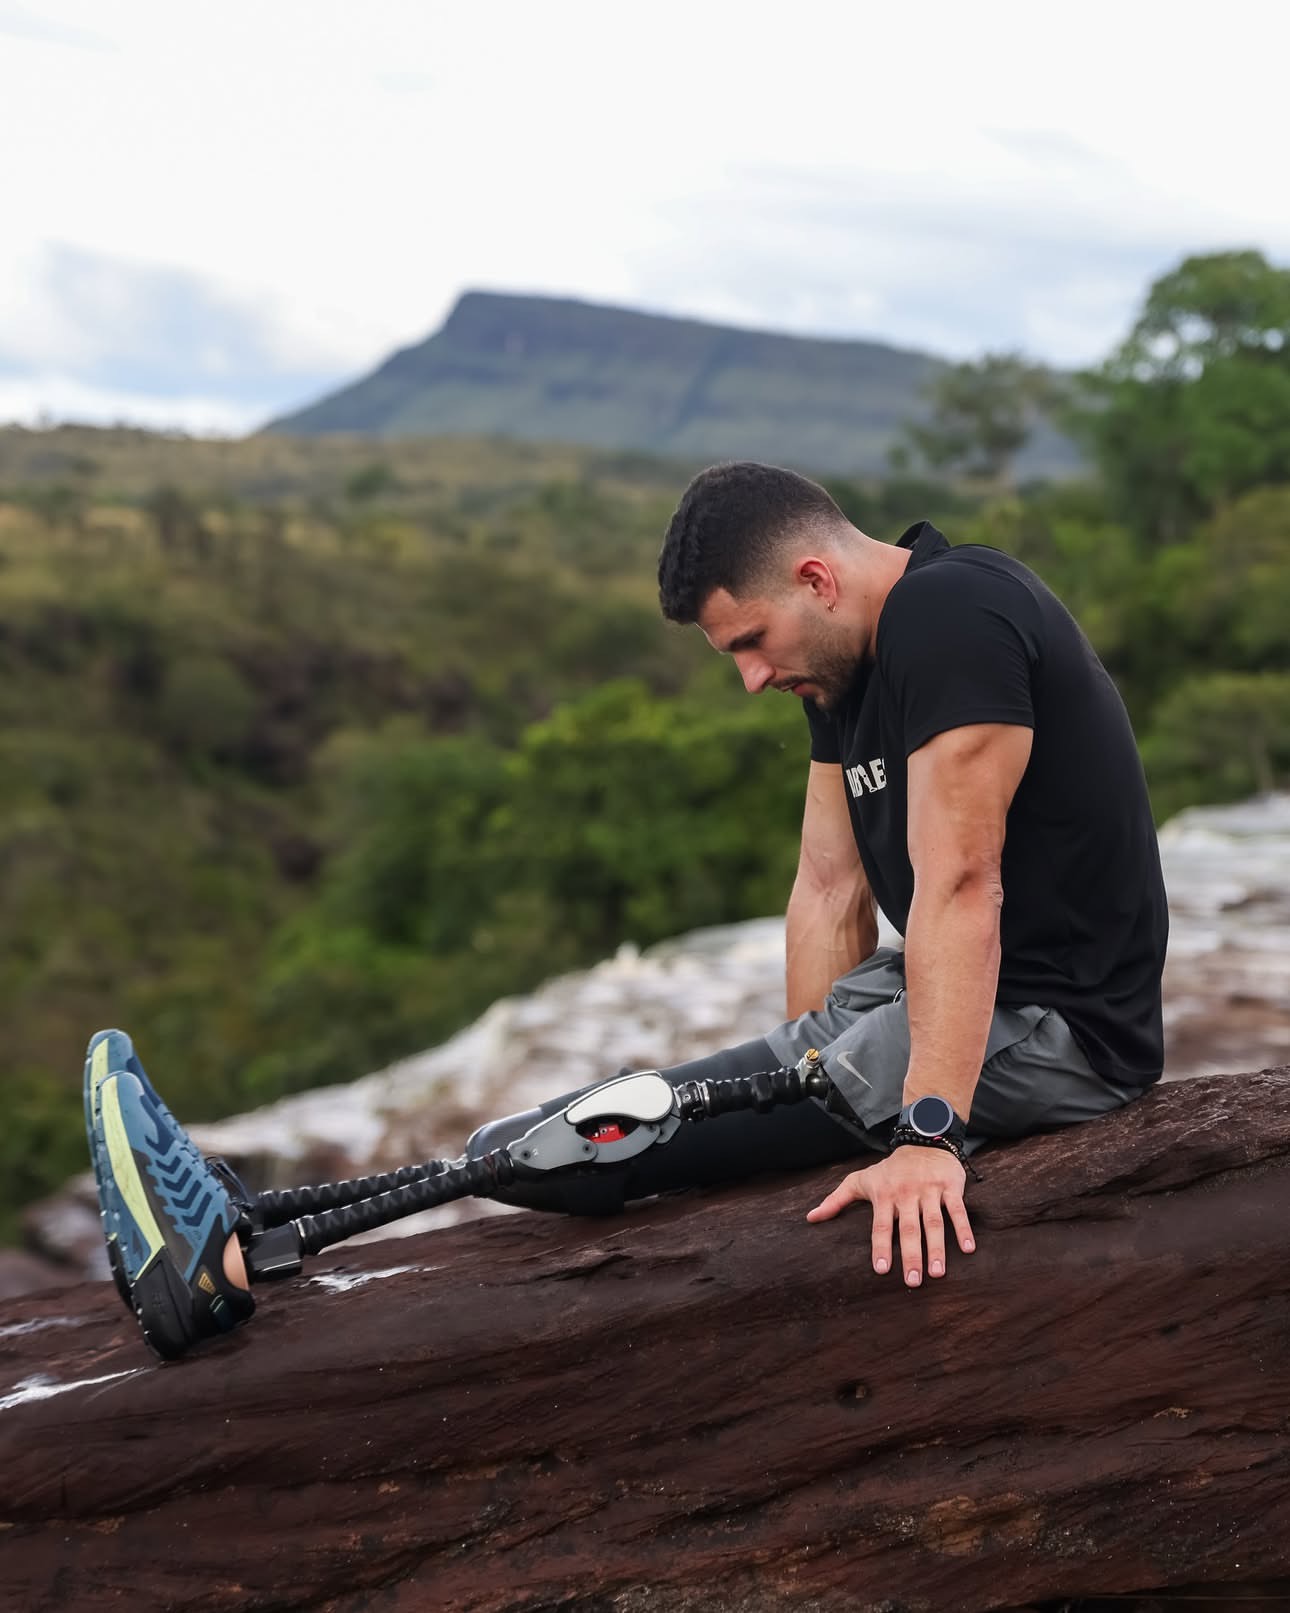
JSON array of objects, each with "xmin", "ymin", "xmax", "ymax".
[
  {"xmin": 906, "ymin": 540, "xmax": 1038, "ymax": 588},
  {"xmin": 883, "ymin": 544, "xmax": 1045, "ymax": 633}
]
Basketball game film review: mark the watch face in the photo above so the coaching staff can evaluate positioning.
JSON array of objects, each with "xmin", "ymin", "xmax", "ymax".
[{"xmin": 909, "ymin": 1096, "xmax": 955, "ymax": 1137}]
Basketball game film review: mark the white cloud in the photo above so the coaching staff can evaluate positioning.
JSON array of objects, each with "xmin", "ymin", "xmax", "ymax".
[
  {"xmin": 1, "ymin": 0, "xmax": 1287, "ymax": 428},
  {"xmin": 0, "ymin": 372, "xmax": 258, "ymax": 435},
  {"xmin": 0, "ymin": 243, "xmax": 373, "ymax": 406},
  {"xmin": 0, "ymin": 1, "xmax": 114, "ymax": 51}
]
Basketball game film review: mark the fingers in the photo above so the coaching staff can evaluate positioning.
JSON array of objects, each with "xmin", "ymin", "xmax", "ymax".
[
  {"xmin": 945, "ymin": 1193, "xmax": 976, "ymax": 1257},
  {"xmin": 805, "ymin": 1171, "xmax": 868, "ymax": 1224},
  {"xmin": 898, "ymin": 1198, "xmax": 925, "ymax": 1286},
  {"xmin": 897, "ymin": 1189, "xmax": 970, "ymax": 1285},
  {"xmin": 870, "ymin": 1206, "xmax": 893, "ymax": 1275},
  {"xmin": 808, "ymin": 1151, "xmax": 976, "ymax": 1285},
  {"xmin": 920, "ymin": 1198, "xmax": 946, "ymax": 1282}
]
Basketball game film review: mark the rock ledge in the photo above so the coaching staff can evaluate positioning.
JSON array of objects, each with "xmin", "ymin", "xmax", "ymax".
[{"xmin": 2, "ymin": 1068, "xmax": 1289, "ymax": 1613}]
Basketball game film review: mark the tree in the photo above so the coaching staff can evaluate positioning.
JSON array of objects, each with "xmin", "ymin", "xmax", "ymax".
[
  {"xmin": 344, "ymin": 461, "xmax": 399, "ymax": 503},
  {"xmin": 17, "ymin": 480, "xmax": 88, "ymax": 531},
  {"xmin": 313, "ymin": 726, "xmax": 511, "ymax": 952},
  {"xmin": 1141, "ymin": 670, "xmax": 1290, "ymax": 820},
  {"xmin": 1071, "ymin": 251, "xmax": 1290, "ymax": 544},
  {"xmin": 497, "ymin": 681, "xmax": 806, "ymax": 954},
  {"xmin": 144, "ymin": 482, "xmax": 214, "ymax": 560},
  {"xmin": 1136, "ymin": 486, "xmax": 1290, "ymax": 681},
  {"xmin": 899, "ymin": 352, "xmax": 1065, "ymax": 486},
  {"xmin": 1109, "ymin": 250, "xmax": 1290, "ymax": 380}
]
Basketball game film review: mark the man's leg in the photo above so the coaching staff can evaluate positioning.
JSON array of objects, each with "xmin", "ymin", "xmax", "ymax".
[
  {"xmin": 85, "ymin": 1025, "xmax": 873, "ymax": 1360},
  {"xmin": 763, "ymin": 948, "xmax": 1143, "ymax": 1144},
  {"xmin": 465, "ymin": 1037, "xmax": 869, "ymax": 1215},
  {"xmin": 89, "ymin": 966, "xmax": 1136, "ymax": 1359}
]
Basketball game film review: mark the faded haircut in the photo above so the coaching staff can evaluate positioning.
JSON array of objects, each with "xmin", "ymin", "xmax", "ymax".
[{"xmin": 657, "ymin": 462, "xmax": 846, "ymax": 624}]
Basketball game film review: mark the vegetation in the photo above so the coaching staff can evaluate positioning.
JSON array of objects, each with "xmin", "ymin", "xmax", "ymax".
[
  {"xmin": 1075, "ymin": 250, "xmax": 1290, "ymax": 543},
  {"xmin": 0, "ymin": 249, "xmax": 1287, "ymax": 1236},
  {"xmin": 895, "ymin": 352, "xmax": 1068, "ymax": 485}
]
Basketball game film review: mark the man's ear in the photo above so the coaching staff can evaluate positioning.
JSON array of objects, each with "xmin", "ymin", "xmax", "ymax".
[{"xmin": 796, "ymin": 556, "xmax": 837, "ymax": 607}]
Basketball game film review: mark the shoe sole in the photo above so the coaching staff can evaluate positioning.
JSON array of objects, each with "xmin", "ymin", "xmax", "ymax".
[
  {"xmin": 130, "ymin": 1247, "xmax": 205, "ymax": 1361},
  {"xmin": 84, "ymin": 1030, "xmax": 135, "ymax": 1310}
]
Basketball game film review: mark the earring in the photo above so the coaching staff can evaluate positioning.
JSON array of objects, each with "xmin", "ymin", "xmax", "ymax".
[{"xmin": 827, "ymin": 601, "xmax": 836, "ymax": 613}]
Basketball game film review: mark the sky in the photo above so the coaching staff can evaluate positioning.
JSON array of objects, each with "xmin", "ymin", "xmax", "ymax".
[{"xmin": 2, "ymin": 0, "xmax": 1288, "ymax": 435}]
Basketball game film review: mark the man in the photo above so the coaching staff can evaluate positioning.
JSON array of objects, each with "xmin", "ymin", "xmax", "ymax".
[{"xmin": 87, "ymin": 462, "xmax": 1167, "ymax": 1359}]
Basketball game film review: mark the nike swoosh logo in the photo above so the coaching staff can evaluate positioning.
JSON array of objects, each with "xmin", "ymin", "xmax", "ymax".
[{"xmin": 832, "ymin": 1051, "xmax": 871, "ymax": 1088}]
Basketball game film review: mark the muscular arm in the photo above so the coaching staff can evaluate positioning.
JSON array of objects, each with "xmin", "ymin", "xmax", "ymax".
[
  {"xmin": 902, "ymin": 722, "xmax": 1034, "ymax": 1117},
  {"xmin": 807, "ymin": 722, "xmax": 1032, "ymax": 1285},
  {"xmin": 785, "ymin": 761, "xmax": 878, "ymax": 1017}
]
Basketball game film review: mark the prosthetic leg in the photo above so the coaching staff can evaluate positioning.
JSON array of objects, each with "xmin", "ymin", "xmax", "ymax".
[
  {"xmin": 238, "ymin": 1057, "xmax": 834, "ymax": 1280},
  {"xmin": 87, "ymin": 1026, "xmax": 844, "ymax": 1358}
]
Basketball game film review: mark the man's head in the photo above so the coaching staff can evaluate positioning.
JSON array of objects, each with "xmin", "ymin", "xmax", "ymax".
[{"xmin": 657, "ymin": 461, "xmax": 873, "ymax": 710}]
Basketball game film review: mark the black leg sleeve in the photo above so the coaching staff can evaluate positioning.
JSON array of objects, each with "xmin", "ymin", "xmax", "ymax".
[{"xmin": 466, "ymin": 1038, "xmax": 869, "ymax": 1216}]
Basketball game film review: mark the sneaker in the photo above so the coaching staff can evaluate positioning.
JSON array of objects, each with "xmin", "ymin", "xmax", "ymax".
[{"xmin": 84, "ymin": 1029, "xmax": 255, "ymax": 1359}]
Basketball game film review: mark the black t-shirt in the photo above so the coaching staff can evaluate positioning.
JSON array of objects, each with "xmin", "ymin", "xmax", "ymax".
[{"xmin": 805, "ymin": 521, "xmax": 1168, "ymax": 1088}]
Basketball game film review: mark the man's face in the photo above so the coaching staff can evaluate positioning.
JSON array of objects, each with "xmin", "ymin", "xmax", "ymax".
[{"xmin": 696, "ymin": 585, "xmax": 860, "ymax": 711}]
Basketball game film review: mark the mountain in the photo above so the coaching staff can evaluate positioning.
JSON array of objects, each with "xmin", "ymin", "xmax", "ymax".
[{"xmin": 265, "ymin": 291, "xmax": 1080, "ymax": 478}]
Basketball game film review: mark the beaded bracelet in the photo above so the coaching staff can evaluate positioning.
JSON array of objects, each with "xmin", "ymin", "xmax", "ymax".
[{"xmin": 887, "ymin": 1126, "xmax": 983, "ymax": 1182}]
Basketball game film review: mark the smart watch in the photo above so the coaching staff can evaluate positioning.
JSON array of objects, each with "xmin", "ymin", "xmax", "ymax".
[
  {"xmin": 896, "ymin": 1096, "xmax": 967, "ymax": 1142},
  {"xmin": 889, "ymin": 1096, "xmax": 975, "ymax": 1174}
]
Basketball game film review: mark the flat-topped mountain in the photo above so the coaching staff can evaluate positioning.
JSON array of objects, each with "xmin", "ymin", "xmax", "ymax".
[{"xmin": 266, "ymin": 291, "xmax": 1078, "ymax": 477}]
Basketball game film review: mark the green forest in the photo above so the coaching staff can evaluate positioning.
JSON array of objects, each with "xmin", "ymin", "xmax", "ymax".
[{"xmin": 2, "ymin": 250, "xmax": 1288, "ymax": 1236}]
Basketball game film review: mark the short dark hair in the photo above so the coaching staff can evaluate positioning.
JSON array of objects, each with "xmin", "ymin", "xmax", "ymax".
[{"xmin": 657, "ymin": 462, "xmax": 846, "ymax": 623}]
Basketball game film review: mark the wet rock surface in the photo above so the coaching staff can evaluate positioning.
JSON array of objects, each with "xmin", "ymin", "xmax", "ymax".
[
  {"xmin": 2, "ymin": 1067, "xmax": 1288, "ymax": 1612},
  {"xmin": 1158, "ymin": 793, "xmax": 1290, "ymax": 1080}
]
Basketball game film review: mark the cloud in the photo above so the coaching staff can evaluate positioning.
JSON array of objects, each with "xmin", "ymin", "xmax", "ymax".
[
  {"xmin": 0, "ymin": 2, "xmax": 114, "ymax": 51},
  {"xmin": 0, "ymin": 372, "xmax": 260, "ymax": 435},
  {"xmin": 375, "ymin": 70, "xmax": 435, "ymax": 95},
  {"xmin": 981, "ymin": 129, "xmax": 1120, "ymax": 175},
  {"xmin": 0, "ymin": 243, "xmax": 358, "ymax": 420},
  {"xmin": 3, "ymin": 0, "xmax": 1288, "ymax": 430},
  {"xmin": 626, "ymin": 158, "xmax": 1236, "ymax": 367}
]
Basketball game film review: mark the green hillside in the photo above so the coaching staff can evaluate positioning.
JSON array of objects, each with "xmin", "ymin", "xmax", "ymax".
[{"xmin": 267, "ymin": 292, "xmax": 1081, "ymax": 479}]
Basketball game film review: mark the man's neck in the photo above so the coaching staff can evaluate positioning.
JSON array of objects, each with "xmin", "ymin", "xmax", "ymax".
[{"xmin": 844, "ymin": 535, "xmax": 913, "ymax": 661}]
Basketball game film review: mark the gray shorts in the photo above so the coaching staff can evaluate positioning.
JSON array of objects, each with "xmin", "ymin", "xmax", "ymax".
[{"xmin": 763, "ymin": 947, "xmax": 1143, "ymax": 1152}]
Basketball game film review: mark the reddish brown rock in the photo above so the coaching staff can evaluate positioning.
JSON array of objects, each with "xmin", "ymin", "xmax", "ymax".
[{"xmin": 1, "ymin": 1068, "xmax": 1289, "ymax": 1613}]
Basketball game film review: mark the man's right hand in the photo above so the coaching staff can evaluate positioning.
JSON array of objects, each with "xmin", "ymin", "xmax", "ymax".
[{"xmin": 806, "ymin": 1145, "xmax": 975, "ymax": 1287}]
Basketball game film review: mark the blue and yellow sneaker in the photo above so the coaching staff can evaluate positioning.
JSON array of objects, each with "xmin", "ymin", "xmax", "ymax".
[{"xmin": 84, "ymin": 1029, "xmax": 255, "ymax": 1359}]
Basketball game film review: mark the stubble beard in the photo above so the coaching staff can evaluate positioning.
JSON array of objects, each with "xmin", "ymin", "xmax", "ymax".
[{"xmin": 793, "ymin": 616, "xmax": 862, "ymax": 711}]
